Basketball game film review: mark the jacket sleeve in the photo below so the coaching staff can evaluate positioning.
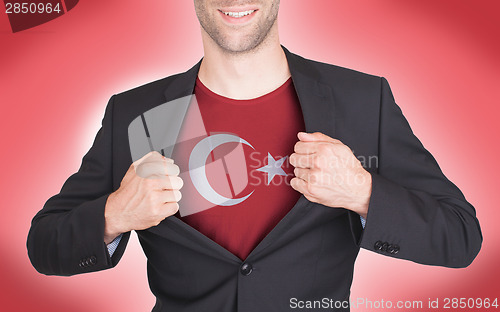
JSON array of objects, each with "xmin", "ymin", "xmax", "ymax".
[
  {"xmin": 27, "ymin": 95, "xmax": 130, "ymax": 276},
  {"xmin": 356, "ymin": 77, "xmax": 482, "ymax": 268}
]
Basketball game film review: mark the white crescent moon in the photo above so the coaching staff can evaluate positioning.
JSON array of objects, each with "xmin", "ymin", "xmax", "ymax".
[{"xmin": 189, "ymin": 134, "xmax": 254, "ymax": 206}]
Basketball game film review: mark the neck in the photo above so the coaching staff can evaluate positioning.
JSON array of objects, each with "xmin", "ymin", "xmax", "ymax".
[{"xmin": 198, "ymin": 26, "xmax": 291, "ymax": 100}]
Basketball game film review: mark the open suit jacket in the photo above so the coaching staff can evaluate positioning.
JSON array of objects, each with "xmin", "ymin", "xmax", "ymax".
[{"xmin": 27, "ymin": 46, "xmax": 482, "ymax": 312}]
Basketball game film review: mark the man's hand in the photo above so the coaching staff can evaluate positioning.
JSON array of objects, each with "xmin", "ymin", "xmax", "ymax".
[
  {"xmin": 103, "ymin": 151, "xmax": 183, "ymax": 244},
  {"xmin": 289, "ymin": 132, "xmax": 372, "ymax": 218}
]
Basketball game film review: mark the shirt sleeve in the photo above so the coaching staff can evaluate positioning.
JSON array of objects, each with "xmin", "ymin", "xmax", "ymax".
[
  {"xmin": 360, "ymin": 216, "xmax": 366, "ymax": 229},
  {"xmin": 106, "ymin": 234, "xmax": 123, "ymax": 257}
]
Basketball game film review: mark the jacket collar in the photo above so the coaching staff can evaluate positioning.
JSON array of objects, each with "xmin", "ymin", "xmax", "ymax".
[{"xmin": 163, "ymin": 45, "xmax": 336, "ymax": 137}]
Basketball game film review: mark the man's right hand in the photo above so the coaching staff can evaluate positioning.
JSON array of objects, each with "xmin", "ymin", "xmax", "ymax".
[{"xmin": 103, "ymin": 151, "xmax": 183, "ymax": 244}]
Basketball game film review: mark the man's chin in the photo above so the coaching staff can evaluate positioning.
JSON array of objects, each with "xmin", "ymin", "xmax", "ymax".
[{"xmin": 215, "ymin": 36, "xmax": 267, "ymax": 55}]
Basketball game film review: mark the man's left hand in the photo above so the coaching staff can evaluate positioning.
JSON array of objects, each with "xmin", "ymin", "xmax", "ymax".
[{"xmin": 289, "ymin": 132, "xmax": 372, "ymax": 218}]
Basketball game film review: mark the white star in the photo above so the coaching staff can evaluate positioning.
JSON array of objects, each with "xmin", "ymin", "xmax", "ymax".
[{"xmin": 256, "ymin": 153, "xmax": 288, "ymax": 185}]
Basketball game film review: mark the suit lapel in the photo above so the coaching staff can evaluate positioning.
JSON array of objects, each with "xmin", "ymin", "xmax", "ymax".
[
  {"xmin": 163, "ymin": 60, "xmax": 201, "ymax": 102},
  {"xmin": 283, "ymin": 46, "xmax": 336, "ymax": 137},
  {"xmin": 154, "ymin": 47, "xmax": 337, "ymax": 261}
]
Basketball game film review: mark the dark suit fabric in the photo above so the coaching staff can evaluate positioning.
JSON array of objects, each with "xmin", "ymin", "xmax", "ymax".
[{"xmin": 27, "ymin": 46, "xmax": 482, "ymax": 312}]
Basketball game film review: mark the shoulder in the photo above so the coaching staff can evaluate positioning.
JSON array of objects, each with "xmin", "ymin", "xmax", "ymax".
[
  {"xmin": 113, "ymin": 73, "xmax": 182, "ymax": 103},
  {"xmin": 289, "ymin": 51, "xmax": 383, "ymax": 92},
  {"xmin": 108, "ymin": 70, "xmax": 192, "ymax": 125}
]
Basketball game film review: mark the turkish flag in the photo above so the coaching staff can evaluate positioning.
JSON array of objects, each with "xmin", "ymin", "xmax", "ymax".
[{"xmin": 172, "ymin": 96, "xmax": 252, "ymax": 217}]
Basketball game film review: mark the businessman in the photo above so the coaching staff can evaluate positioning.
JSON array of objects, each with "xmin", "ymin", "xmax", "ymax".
[{"xmin": 27, "ymin": 1, "xmax": 482, "ymax": 311}]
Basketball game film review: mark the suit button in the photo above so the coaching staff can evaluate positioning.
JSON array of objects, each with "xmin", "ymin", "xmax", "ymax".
[
  {"xmin": 387, "ymin": 244, "xmax": 395, "ymax": 254},
  {"xmin": 374, "ymin": 241, "xmax": 383, "ymax": 250},
  {"xmin": 393, "ymin": 245, "xmax": 400, "ymax": 254},
  {"xmin": 381, "ymin": 242, "xmax": 388, "ymax": 252},
  {"xmin": 89, "ymin": 256, "xmax": 97, "ymax": 265},
  {"xmin": 240, "ymin": 263, "xmax": 253, "ymax": 276}
]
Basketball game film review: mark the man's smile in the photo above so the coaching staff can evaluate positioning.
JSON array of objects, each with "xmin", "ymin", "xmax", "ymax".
[{"xmin": 218, "ymin": 7, "xmax": 259, "ymax": 24}]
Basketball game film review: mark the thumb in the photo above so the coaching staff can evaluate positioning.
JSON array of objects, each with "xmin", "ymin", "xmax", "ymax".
[
  {"xmin": 127, "ymin": 151, "xmax": 169, "ymax": 178},
  {"xmin": 133, "ymin": 151, "xmax": 159, "ymax": 167},
  {"xmin": 133, "ymin": 151, "xmax": 173, "ymax": 167},
  {"xmin": 297, "ymin": 132, "xmax": 340, "ymax": 144}
]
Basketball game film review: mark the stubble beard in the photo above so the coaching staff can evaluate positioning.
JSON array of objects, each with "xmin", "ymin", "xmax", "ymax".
[{"xmin": 196, "ymin": 1, "xmax": 280, "ymax": 55}]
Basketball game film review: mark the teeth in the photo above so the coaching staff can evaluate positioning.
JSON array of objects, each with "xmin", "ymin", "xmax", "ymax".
[{"xmin": 222, "ymin": 10, "xmax": 255, "ymax": 18}]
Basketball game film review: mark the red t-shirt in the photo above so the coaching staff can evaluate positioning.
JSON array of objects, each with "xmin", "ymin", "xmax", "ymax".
[{"xmin": 172, "ymin": 77, "xmax": 305, "ymax": 260}]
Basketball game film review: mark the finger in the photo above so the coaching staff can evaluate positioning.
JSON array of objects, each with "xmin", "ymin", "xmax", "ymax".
[
  {"xmin": 294, "ymin": 141, "xmax": 336, "ymax": 154},
  {"xmin": 161, "ymin": 202, "xmax": 180, "ymax": 217},
  {"xmin": 134, "ymin": 151, "xmax": 174, "ymax": 168},
  {"xmin": 290, "ymin": 177, "xmax": 315, "ymax": 197},
  {"xmin": 135, "ymin": 162, "xmax": 170, "ymax": 178},
  {"xmin": 163, "ymin": 158, "xmax": 174, "ymax": 164},
  {"xmin": 162, "ymin": 176, "xmax": 184, "ymax": 190},
  {"xmin": 290, "ymin": 176, "xmax": 306, "ymax": 193},
  {"xmin": 125, "ymin": 151, "xmax": 161, "ymax": 183},
  {"xmin": 165, "ymin": 163, "xmax": 180, "ymax": 176},
  {"xmin": 141, "ymin": 153, "xmax": 174, "ymax": 165},
  {"xmin": 148, "ymin": 175, "xmax": 184, "ymax": 191},
  {"xmin": 293, "ymin": 167, "xmax": 310, "ymax": 180},
  {"xmin": 158, "ymin": 190, "xmax": 182, "ymax": 203},
  {"xmin": 289, "ymin": 153, "xmax": 315, "ymax": 168},
  {"xmin": 290, "ymin": 177, "xmax": 320, "ymax": 203},
  {"xmin": 298, "ymin": 132, "xmax": 342, "ymax": 144},
  {"xmin": 133, "ymin": 151, "xmax": 161, "ymax": 166},
  {"xmin": 136, "ymin": 162, "xmax": 180, "ymax": 178},
  {"xmin": 294, "ymin": 141, "xmax": 315, "ymax": 154},
  {"xmin": 294, "ymin": 167, "xmax": 325, "ymax": 186}
]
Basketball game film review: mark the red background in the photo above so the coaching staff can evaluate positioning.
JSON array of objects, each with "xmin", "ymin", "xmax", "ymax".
[{"xmin": 1, "ymin": 0, "xmax": 499, "ymax": 311}]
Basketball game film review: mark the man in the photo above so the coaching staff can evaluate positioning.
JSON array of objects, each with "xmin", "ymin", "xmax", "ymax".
[{"xmin": 27, "ymin": 1, "xmax": 482, "ymax": 311}]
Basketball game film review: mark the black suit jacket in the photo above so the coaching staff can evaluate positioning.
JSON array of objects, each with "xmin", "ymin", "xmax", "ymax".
[{"xmin": 27, "ymin": 46, "xmax": 482, "ymax": 311}]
